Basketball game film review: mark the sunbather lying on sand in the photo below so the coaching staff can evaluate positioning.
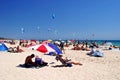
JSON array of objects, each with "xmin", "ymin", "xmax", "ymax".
[{"xmin": 55, "ymin": 55, "xmax": 82, "ymax": 67}]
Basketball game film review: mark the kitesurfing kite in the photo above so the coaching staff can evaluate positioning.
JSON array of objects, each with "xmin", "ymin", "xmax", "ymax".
[{"xmin": 21, "ymin": 28, "xmax": 25, "ymax": 34}]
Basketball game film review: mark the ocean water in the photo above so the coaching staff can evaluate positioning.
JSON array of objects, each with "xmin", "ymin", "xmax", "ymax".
[
  {"xmin": 40, "ymin": 39, "xmax": 120, "ymax": 46},
  {"xmin": 67, "ymin": 40, "xmax": 120, "ymax": 46},
  {"xmin": 95, "ymin": 40, "xmax": 120, "ymax": 46}
]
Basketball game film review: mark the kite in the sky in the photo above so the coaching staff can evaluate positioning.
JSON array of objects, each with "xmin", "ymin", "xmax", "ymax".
[
  {"xmin": 21, "ymin": 28, "xmax": 25, "ymax": 34},
  {"xmin": 48, "ymin": 27, "xmax": 52, "ymax": 32},
  {"xmin": 37, "ymin": 26, "xmax": 40, "ymax": 30},
  {"xmin": 52, "ymin": 13, "xmax": 55, "ymax": 19}
]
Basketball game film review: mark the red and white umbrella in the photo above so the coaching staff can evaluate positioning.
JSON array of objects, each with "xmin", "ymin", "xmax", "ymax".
[{"xmin": 28, "ymin": 44, "xmax": 55, "ymax": 53}]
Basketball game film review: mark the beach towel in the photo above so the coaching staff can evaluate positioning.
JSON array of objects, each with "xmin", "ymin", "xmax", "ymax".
[{"xmin": 18, "ymin": 64, "xmax": 35, "ymax": 68}]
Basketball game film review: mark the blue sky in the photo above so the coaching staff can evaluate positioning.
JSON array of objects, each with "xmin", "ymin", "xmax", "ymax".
[{"xmin": 0, "ymin": 0, "xmax": 120, "ymax": 40}]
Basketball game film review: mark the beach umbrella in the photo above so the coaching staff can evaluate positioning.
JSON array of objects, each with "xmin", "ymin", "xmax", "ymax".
[
  {"xmin": 0, "ymin": 43, "xmax": 8, "ymax": 51},
  {"xmin": 105, "ymin": 42, "xmax": 113, "ymax": 46},
  {"xmin": 0, "ymin": 39, "xmax": 3, "ymax": 43},
  {"xmin": 37, "ymin": 44, "xmax": 56, "ymax": 53},
  {"xmin": 28, "ymin": 44, "xmax": 55, "ymax": 53},
  {"xmin": 48, "ymin": 43, "xmax": 62, "ymax": 54}
]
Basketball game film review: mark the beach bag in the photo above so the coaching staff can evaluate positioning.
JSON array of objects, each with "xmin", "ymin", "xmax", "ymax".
[
  {"xmin": 19, "ymin": 64, "xmax": 35, "ymax": 68},
  {"xmin": 66, "ymin": 63, "xmax": 72, "ymax": 67},
  {"xmin": 35, "ymin": 58, "xmax": 42, "ymax": 64}
]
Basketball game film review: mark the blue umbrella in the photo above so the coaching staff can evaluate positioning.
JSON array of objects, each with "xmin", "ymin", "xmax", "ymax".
[
  {"xmin": 105, "ymin": 42, "xmax": 113, "ymax": 46},
  {"xmin": 0, "ymin": 43, "xmax": 8, "ymax": 51},
  {"xmin": 48, "ymin": 43, "xmax": 62, "ymax": 54}
]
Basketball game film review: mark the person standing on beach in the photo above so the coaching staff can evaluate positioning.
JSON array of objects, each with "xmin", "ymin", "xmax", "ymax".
[{"xmin": 59, "ymin": 41, "xmax": 65, "ymax": 54}]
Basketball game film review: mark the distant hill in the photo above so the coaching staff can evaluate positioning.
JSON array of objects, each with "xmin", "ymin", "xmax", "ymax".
[
  {"xmin": 0, "ymin": 37, "xmax": 5, "ymax": 39},
  {"xmin": 0, "ymin": 37, "xmax": 14, "ymax": 40}
]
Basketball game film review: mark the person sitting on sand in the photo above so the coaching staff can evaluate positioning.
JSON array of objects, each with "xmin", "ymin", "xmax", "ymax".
[
  {"xmin": 24, "ymin": 54, "xmax": 37, "ymax": 68},
  {"xmin": 109, "ymin": 45, "xmax": 112, "ymax": 50},
  {"xmin": 85, "ymin": 47, "xmax": 91, "ymax": 51},
  {"xmin": 35, "ymin": 55, "xmax": 48, "ymax": 67},
  {"xmin": 16, "ymin": 46, "xmax": 23, "ymax": 53},
  {"xmin": 13, "ymin": 47, "xmax": 17, "ymax": 53},
  {"xmin": 81, "ymin": 45, "xmax": 86, "ymax": 51},
  {"xmin": 71, "ymin": 44, "xmax": 76, "ymax": 50},
  {"xmin": 75, "ymin": 44, "xmax": 81, "ymax": 50},
  {"xmin": 8, "ymin": 47, "xmax": 14, "ymax": 53},
  {"xmin": 71, "ymin": 44, "xmax": 81, "ymax": 50},
  {"xmin": 55, "ymin": 55, "xmax": 82, "ymax": 67}
]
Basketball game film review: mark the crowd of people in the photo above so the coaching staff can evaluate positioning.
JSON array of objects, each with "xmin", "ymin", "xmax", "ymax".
[
  {"xmin": 71, "ymin": 40, "xmax": 99, "ymax": 51},
  {"xmin": 8, "ymin": 46, "xmax": 23, "ymax": 53},
  {"xmin": 2, "ymin": 39, "xmax": 119, "ymax": 68}
]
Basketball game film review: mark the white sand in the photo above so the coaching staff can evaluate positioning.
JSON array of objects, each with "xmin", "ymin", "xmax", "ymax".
[{"xmin": 0, "ymin": 43, "xmax": 120, "ymax": 80}]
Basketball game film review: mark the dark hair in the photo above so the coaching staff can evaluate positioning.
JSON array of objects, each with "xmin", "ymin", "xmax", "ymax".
[
  {"xmin": 31, "ymin": 54, "xmax": 35, "ymax": 57},
  {"xmin": 58, "ymin": 54, "xmax": 63, "ymax": 57}
]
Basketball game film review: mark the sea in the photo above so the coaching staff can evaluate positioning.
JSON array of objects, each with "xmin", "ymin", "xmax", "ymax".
[
  {"xmin": 39, "ymin": 39, "xmax": 120, "ymax": 46},
  {"xmin": 94, "ymin": 40, "xmax": 120, "ymax": 46},
  {"xmin": 64, "ymin": 40, "xmax": 120, "ymax": 46}
]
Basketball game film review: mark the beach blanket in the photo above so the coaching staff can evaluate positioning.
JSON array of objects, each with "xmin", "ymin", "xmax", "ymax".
[{"xmin": 18, "ymin": 64, "xmax": 35, "ymax": 68}]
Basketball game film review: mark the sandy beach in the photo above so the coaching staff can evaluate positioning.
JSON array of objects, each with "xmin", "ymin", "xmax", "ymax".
[
  {"xmin": 1, "ymin": 0, "xmax": 120, "ymax": 80},
  {"xmin": 0, "ymin": 43, "xmax": 120, "ymax": 80}
]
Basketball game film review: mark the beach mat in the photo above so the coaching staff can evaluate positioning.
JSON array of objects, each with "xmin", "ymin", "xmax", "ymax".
[
  {"xmin": 17, "ymin": 64, "xmax": 47, "ymax": 69},
  {"xmin": 17, "ymin": 64, "xmax": 36, "ymax": 68}
]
